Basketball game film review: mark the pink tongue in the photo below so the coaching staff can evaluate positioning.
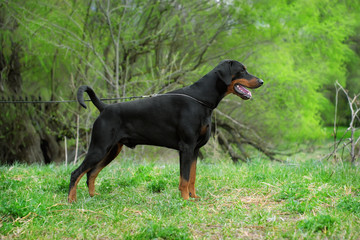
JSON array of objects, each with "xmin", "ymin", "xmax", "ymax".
[{"xmin": 236, "ymin": 85, "xmax": 252, "ymax": 97}]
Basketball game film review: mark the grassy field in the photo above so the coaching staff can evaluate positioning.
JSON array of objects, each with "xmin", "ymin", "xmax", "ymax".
[{"xmin": 1, "ymin": 157, "xmax": 360, "ymax": 239}]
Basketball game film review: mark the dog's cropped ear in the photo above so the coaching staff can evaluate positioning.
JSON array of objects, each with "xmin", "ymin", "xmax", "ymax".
[{"xmin": 216, "ymin": 60, "xmax": 233, "ymax": 85}]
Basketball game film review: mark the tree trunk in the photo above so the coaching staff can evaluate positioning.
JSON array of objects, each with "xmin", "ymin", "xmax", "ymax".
[{"xmin": 0, "ymin": 40, "xmax": 64, "ymax": 165}]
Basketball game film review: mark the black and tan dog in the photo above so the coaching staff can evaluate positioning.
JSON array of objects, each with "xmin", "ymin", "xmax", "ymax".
[{"xmin": 68, "ymin": 60, "xmax": 263, "ymax": 203}]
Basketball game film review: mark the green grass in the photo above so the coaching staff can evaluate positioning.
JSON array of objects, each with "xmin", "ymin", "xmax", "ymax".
[
  {"xmin": 323, "ymin": 126, "xmax": 360, "ymax": 140},
  {"xmin": 1, "ymin": 158, "xmax": 360, "ymax": 239}
]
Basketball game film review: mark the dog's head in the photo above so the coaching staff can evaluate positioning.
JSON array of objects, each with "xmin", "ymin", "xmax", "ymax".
[{"xmin": 216, "ymin": 60, "xmax": 263, "ymax": 100}]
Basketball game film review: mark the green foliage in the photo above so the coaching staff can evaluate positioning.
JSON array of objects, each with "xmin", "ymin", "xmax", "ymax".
[
  {"xmin": 126, "ymin": 223, "xmax": 190, "ymax": 240},
  {"xmin": 1, "ymin": 0, "xmax": 360, "ymax": 163},
  {"xmin": 275, "ymin": 182, "xmax": 310, "ymax": 201},
  {"xmin": 284, "ymin": 198, "xmax": 312, "ymax": 214},
  {"xmin": 337, "ymin": 196, "xmax": 360, "ymax": 214},
  {"xmin": 1, "ymin": 158, "xmax": 360, "ymax": 238},
  {"xmin": 147, "ymin": 179, "xmax": 167, "ymax": 193},
  {"xmin": 299, "ymin": 214, "xmax": 337, "ymax": 233},
  {"xmin": 223, "ymin": 0, "xmax": 360, "ymax": 142}
]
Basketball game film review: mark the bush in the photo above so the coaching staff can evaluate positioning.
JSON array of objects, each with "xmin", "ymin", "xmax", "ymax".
[
  {"xmin": 299, "ymin": 214, "xmax": 336, "ymax": 233},
  {"xmin": 147, "ymin": 179, "xmax": 167, "ymax": 193}
]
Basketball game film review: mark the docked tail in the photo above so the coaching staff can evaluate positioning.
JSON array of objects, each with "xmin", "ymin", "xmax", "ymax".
[{"xmin": 77, "ymin": 85, "xmax": 107, "ymax": 112}]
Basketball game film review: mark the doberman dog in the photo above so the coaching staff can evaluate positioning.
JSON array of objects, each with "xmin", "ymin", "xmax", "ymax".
[{"xmin": 68, "ymin": 60, "xmax": 263, "ymax": 203}]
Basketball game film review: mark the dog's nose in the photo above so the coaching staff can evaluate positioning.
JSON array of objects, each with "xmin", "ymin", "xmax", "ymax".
[{"xmin": 258, "ymin": 79, "xmax": 264, "ymax": 85}]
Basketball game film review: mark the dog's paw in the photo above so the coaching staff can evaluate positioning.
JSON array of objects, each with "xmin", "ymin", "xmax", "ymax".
[{"xmin": 189, "ymin": 192, "xmax": 201, "ymax": 199}]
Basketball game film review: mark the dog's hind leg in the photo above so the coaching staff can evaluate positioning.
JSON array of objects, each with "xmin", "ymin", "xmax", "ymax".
[
  {"xmin": 68, "ymin": 167, "xmax": 91, "ymax": 203},
  {"xmin": 68, "ymin": 147, "xmax": 105, "ymax": 203},
  {"xmin": 68, "ymin": 117, "xmax": 117, "ymax": 203},
  {"xmin": 86, "ymin": 143, "xmax": 123, "ymax": 197}
]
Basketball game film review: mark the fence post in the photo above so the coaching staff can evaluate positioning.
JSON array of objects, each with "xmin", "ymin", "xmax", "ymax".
[
  {"xmin": 64, "ymin": 136, "xmax": 68, "ymax": 167},
  {"xmin": 74, "ymin": 114, "xmax": 80, "ymax": 165}
]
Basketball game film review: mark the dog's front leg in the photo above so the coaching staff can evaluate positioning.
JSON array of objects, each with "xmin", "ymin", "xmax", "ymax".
[
  {"xmin": 178, "ymin": 145, "xmax": 198, "ymax": 200},
  {"xmin": 179, "ymin": 150, "xmax": 191, "ymax": 200},
  {"xmin": 188, "ymin": 148, "xmax": 200, "ymax": 199}
]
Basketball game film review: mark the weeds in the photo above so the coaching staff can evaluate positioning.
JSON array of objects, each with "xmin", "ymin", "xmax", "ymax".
[
  {"xmin": 147, "ymin": 179, "xmax": 167, "ymax": 193},
  {"xmin": 337, "ymin": 195, "xmax": 360, "ymax": 214},
  {"xmin": 0, "ymin": 159, "xmax": 359, "ymax": 239},
  {"xmin": 125, "ymin": 223, "xmax": 190, "ymax": 240},
  {"xmin": 298, "ymin": 214, "xmax": 337, "ymax": 233}
]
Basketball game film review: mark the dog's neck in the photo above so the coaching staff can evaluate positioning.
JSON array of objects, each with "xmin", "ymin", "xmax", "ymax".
[{"xmin": 174, "ymin": 70, "xmax": 227, "ymax": 109}]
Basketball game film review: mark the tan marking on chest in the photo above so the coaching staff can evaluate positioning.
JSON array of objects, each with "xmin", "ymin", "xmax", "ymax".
[{"xmin": 200, "ymin": 125, "xmax": 209, "ymax": 136}]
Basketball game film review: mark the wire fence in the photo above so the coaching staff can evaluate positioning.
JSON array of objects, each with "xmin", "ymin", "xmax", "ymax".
[
  {"xmin": 1, "ymin": 94, "xmax": 153, "ymax": 165},
  {"xmin": 0, "ymin": 95, "xmax": 153, "ymax": 104}
]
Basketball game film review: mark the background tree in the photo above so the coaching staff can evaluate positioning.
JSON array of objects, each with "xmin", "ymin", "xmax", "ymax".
[
  {"xmin": 1, "ymin": 0, "xmax": 359, "ymax": 164},
  {"xmin": 0, "ymin": 0, "xmax": 243, "ymax": 164},
  {"xmin": 215, "ymin": 0, "xmax": 360, "ymax": 148}
]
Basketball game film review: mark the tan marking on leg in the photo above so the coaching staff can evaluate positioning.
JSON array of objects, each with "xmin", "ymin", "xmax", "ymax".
[
  {"xmin": 179, "ymin": 176, "xmax": 189, "ymax": 200},
  {"xmin": 68, "ymin": 169, "xmax": 90, "ymax": 203},
  {"xmin": 88, "ymin": 166, "xmax": 103, "ymax": 197},
  {"xmin": 189, "ymin": 160, "xmax": 200, "ymax": 198},
  {"xmin": 87, "ymin": 144, "xmax": 123, "ymax": 197}
]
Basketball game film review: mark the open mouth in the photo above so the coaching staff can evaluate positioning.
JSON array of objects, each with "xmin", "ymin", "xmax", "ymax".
[{"xmin": 234, "ymin": 84, "xmax": 252, "ymax": 100}]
